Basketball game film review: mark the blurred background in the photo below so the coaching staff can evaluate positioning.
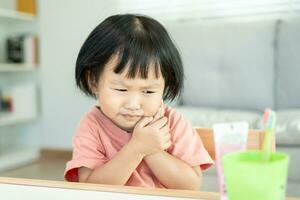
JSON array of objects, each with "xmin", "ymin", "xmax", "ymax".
[{"xmin": 0, "ymin": 0, "xmax": 300, "ymax": 197}]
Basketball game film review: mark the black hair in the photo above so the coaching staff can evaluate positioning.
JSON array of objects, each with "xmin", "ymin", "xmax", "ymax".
[{"xmin": 75, "ymin": 14, "xmax": 183, "ymax": 101}]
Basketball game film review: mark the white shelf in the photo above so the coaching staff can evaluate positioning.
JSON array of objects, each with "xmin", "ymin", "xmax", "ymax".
[
  {"xmin": 0, "ymin": 63, "xmax": 37, "ymax": 72},
  {"xmin": 0, "ymin": 83, "xmax": 39, "ymax": 127},
  {"xmin": 0, "ymin": 8, "xmax": 36, "ymax": 21},
  {"xmin": 0, "ymin": 115, "xmax": 38, "ymax": 127},
  {"xmin": 0, "ymin": 7, "xmax": 40, "ymax": 174},
  {"xmin": 0, "ymin": 148, "xmax": 39, "ymax": 172}
]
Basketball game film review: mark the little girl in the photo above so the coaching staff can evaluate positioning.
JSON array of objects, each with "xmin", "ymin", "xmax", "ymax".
[{"xmin": 65, "ymin": 14, "xmax": 213, "ymax": 190}]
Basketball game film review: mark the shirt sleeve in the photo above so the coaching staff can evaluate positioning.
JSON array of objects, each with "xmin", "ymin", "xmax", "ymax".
[
  {"xmin": 64, "ymin": 117, "xmax": 108, "ymax": 182},
  {"xmin": 167, "ymin": 108, "xmax": 214, "ymax": 170}
]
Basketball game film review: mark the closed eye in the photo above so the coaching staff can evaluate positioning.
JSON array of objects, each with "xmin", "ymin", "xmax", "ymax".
[
  {"xmin": 143, "ymin": 91, "xmax": 155, "ymax": 94},
  {"xmin": 115, "ymin": 89, "xmax": 127, "ymax": 92}
]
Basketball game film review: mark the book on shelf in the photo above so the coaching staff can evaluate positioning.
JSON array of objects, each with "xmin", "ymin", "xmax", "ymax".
[
  {"xmin": 6, "ymin": 34, "xmax": 38, "ymax": 66},
  {"xmin": 0, "ymin": 88, "xmax": 14, "ymax": 113},
  {"xmin": 17, "ymin": 0, "xmax": 36, "ymax": 15},
  {"xmin": 0, "ymin": 83, "xmax": 37, "ymax": 121}
]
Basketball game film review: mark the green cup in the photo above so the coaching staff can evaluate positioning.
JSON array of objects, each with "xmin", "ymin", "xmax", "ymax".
[{"xmin": 222, "ymin": 151, "xmax": 289, "ymax": 200}]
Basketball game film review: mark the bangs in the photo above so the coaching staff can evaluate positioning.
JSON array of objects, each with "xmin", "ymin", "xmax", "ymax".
[{"xmin": 113, "ymin": 35, "xmax": 162, "ymax": 79}]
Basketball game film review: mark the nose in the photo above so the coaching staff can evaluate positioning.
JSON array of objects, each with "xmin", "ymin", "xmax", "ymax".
[{"xmin": 124, "ymin": 95, "xmax": 141, "ymax": 111}]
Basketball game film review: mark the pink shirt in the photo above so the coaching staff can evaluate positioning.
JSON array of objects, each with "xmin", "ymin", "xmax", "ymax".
[{"xmin": 65, "ymin": 106, "xmax": 213, "ymax": 188}]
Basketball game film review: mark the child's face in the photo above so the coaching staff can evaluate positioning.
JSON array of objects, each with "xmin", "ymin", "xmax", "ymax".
[{"xmin": 95, "ymin": 56, "xmax": 165, "ymax": 132}]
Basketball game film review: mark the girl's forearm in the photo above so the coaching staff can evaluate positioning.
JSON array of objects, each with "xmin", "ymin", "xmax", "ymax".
[
  {"xmin": 85, "ymin": 141, "xmax": 144, "ymax": 185},
  {"xmin": 144, "ymin": 151, "xmax": 202, "ymax": 190}
]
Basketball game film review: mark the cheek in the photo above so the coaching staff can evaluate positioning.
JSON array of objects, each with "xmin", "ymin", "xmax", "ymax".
[
  {"xmin": 101, "ymin": 98, "xmax": 118, "ymax": 108},
  {"xmin": 98, "ymin": 90, "xmax": 121, "ymax": 109},
  {"xmin": 142, "ymin": 96, "xmax": 162, "ymax": 116}
]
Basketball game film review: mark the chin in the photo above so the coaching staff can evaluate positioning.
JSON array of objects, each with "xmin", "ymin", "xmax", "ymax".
[
  {"xmin": 118, "ymin": 122, "xmax": 136, "ymax": 132},
  {"xmin": 125, "ymin": 124, "xmax": 136, "ymax": 131},
  {"xmin": 122, "ymin": 126, "xmax": 134, "ymax": 133}
]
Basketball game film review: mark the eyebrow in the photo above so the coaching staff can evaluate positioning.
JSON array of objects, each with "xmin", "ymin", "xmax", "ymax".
[{"xmin": 110, "ymin": 80, "xmax": 162, "ymax": 88}]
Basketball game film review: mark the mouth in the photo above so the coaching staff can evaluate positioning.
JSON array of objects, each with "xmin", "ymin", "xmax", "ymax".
[{"xmin": 121, "ymin": 114, "xmax": 142, "ymax": 121}]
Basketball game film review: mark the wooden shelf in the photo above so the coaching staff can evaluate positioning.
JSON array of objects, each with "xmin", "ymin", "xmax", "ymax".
[
  {"xmin": 0, "ymin": 63, "xmax": 37, "ymax": 72},
  {"xmin": 0, "ymin": 8, "xmax": 36, "ymax": 21}
]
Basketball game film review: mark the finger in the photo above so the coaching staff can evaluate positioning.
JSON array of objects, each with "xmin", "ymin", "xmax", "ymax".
[
  {"xmin": 163, "ymin": 133, "xmax": 171, "ymax": 143},
  {"xmin": 162, "ymin": 141, "xmax": 172, "ymax": 150},
  {"xmin": 155, "ymin": 103, "xmax": 163, "ymax": 119},
  {"xmin": 147, "ymin": 108, "xmax": 160, "ymax": 127},
  {"xmin": 154, "ymin": 105, "xmax": 162, "ymax": 120},
  {"xmin": 152, "ymin": 111, "xmax": 160, "ymax": 122},
  {"xmin": 160, "ymin": 122, "xmax": 169, "ymax": 132},
  {"xmin": 149, "ymin": 102, "xmax": 165, "ymax": 125},
  {"xmin": 151, "ymin": 117, "xmax": 168, "ymax": 129},
  {"xmin": 136, "ymin": 116, "xmax": 153, "ymax": 128},
  {"xmin": 159, "ymin": 104, "xmax": 165, "ymax": 118}
]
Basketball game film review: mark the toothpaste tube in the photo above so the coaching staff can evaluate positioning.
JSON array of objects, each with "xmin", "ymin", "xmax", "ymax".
[{"xmin": 213, "ymin": 122, "xmax": 249, "ymax": 200}]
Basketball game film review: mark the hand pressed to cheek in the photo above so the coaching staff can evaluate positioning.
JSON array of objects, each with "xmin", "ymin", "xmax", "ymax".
[
  {"xmin": 148, "ymin": 117, "xmax": 172, "ymax": 150},
  {"xmin": 151, "ymin": 102, "xmax": 165, "ymax": 124},
  {"xmin": 130, "ymin": 101, "xmax": 171, "ymax": 155},
  {"xmin": 147, "ymin": 105, "xmax": 172, "ymax": 150},
  {"xmin": 131, "ymin": 116, "xmax": 170, "ymax": 155}
]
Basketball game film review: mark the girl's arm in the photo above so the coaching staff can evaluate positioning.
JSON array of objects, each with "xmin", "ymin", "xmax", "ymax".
[
  {"xmin": 79, "ymin": 140, "xmax": 144, "ymax": 185},
  {"xmin": 144, "ymin": 151, "xmax": 202, "ymax": 190},
  {"xmin": 79, "ymin": 116, "xmax": 170, "ymax": 185}
]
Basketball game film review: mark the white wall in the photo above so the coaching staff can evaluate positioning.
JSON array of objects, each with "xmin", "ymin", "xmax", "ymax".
[{"xmin": 38, "ymin": 0, "xmax": 119, "ymax": 149}]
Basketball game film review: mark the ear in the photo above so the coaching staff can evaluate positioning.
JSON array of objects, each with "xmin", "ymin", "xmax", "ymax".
[{"xmin": 85, "ymin": 70, "xmax": 98, "ymax": 96}]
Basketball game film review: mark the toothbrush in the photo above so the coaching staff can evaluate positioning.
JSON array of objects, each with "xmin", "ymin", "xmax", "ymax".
[{"xmin": 262, "ymin": 108, "xmax": 276, "ymax": 162}]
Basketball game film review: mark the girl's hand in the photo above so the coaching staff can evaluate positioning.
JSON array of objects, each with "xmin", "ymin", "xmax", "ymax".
[
  {"xmin": 130, "ymin": 104, "xmax": 171, "ymax": 156},
  {"xmin": 150, "ymin": 102, "xmax": 165, "ymax": 124}
]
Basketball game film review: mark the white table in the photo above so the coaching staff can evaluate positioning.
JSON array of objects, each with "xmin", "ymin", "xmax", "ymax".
[
  {"xmin": 0, "ymin": 177, "xmax": 298, "ymax": 200},
  {"xmin": 0, "ymin": 177, "xmax": 218, "ymax": 200}
]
